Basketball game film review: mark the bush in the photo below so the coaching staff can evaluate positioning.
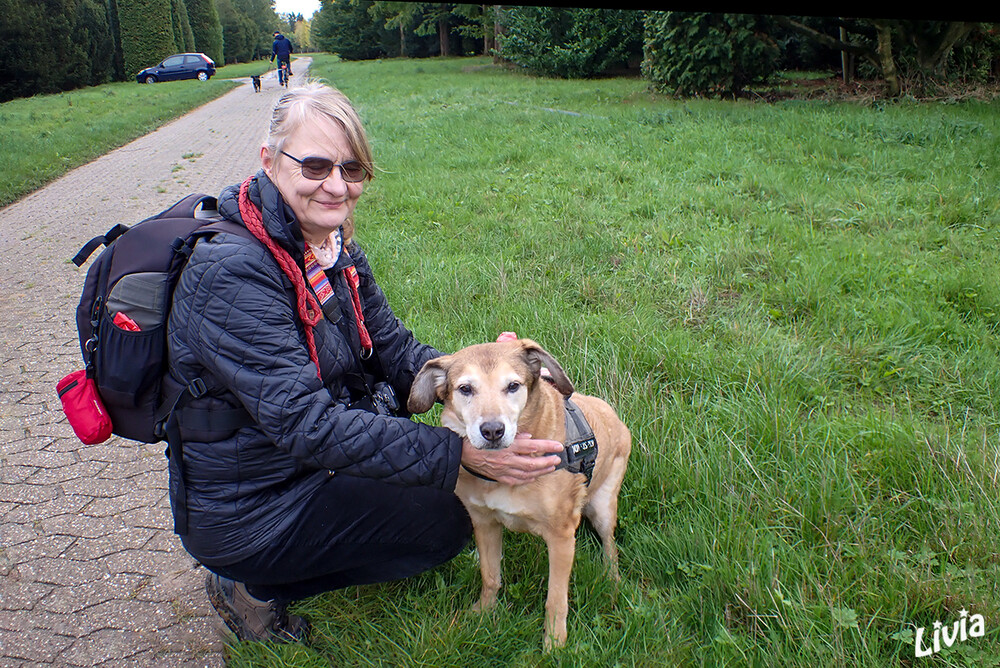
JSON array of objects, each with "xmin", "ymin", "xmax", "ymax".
[
  {"xmin": 497, "ymin": 7, "xmax": 643, "ymax": 79},
  {"xmin": 642, "ymin": 12, "xmax": 780, "ymax": 97}
]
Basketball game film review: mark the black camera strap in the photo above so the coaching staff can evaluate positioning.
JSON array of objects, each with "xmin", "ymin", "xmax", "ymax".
[{"xmin": 317, "ymin": 266, "xmax": 391, "ymax": 411}]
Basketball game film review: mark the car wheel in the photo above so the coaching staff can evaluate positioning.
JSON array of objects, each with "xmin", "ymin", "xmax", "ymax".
[
  {"xmin": 197, "ymin": 71, "xmax": 209, "ymax": 82},
  {"xmin": 145, "ymin": 75, "xmax": 156, "ymax": 84}
]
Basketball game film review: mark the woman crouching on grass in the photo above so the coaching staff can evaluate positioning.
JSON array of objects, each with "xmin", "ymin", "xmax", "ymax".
[{"xmin": 163, "ymin": 81, "xmax": 565, "ymax": 642}]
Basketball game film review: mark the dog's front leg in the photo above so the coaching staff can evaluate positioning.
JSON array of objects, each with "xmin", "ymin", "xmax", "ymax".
[
  {"xmin": 470, "ymin": 513, "xmax": 503, "ymax": 612},
  {"xmin": 542, "ymin": 527, "xmax": 577, "ymax": 651}
]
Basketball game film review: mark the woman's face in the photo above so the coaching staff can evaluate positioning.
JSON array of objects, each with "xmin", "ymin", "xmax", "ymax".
[{"xmin": 261, "ymin": 114, "xmax": 364, "ymax": 245}]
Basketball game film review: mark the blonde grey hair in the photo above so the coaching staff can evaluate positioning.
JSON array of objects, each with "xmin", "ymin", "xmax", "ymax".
[{"xmin": 264, "ymin": 80, "xmax": 375, "ymax": 183}]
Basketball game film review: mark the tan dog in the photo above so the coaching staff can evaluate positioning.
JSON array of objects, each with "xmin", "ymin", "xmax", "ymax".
[{"xmin": 407, "ymin": 338, "xmax": 631, "ymax": 649}]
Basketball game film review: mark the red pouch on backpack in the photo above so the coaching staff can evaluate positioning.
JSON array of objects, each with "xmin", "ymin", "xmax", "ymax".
[{"xmin": 57, "ymin": 369, "xmax": 113, "ymax": 444}]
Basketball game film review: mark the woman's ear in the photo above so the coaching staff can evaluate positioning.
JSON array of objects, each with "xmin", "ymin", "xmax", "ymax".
[{"xmin": 260, "ymin": 145, "xmax": 274, "ymax": 178}]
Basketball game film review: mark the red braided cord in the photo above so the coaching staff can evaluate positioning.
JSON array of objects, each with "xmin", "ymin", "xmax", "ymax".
[{"xmin": 238, "ymin": 177, "xmax": 323, "ymax": 380}]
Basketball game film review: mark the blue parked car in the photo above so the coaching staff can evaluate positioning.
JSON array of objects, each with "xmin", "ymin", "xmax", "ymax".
[{"xmin": 137, "ymin": 53, "xmax": 216, "ymax": 84}]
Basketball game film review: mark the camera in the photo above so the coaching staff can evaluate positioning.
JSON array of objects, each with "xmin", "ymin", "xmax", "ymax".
[{"xmin": 371, "ymin": 382, "xmax": 399, "ymax": 416}]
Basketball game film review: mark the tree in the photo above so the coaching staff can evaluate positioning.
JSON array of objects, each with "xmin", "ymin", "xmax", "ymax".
[
  {"xmin": 292, "ymin": 15, "xmax": 313, "ymax": 52},
  {"xmin": 774, "ymin": 17, "xmax": 984, "ymax": 96},
  {"xmin": 452, "ymin": 3, "xmax": 495, "ymax": 55},
  {"xmin": 235, "ymin": 0, "xmax": 281, "ymax": 58},
  {"xmin": 368, "ymin": 1, "xmax": 419, "ymax": 57},
  {"xmin": 498, "ymin": 6, "xmax": 643, "ymax": 78},
  {"xmin": 217, "ymin": 0, "xmax": 257, "ymax": 62},
  {"xmin": 186, "ymin": 0, "xmax": 224, "ymax": 64},
  {"xmin": 415, "ymin": 3, "xmax": 454, "ymax": 57},
  {"xmin": 313, "ymin": 0, "xmax": 398, "ymax": 60},
  {"xmin": 642, "ymin": 12, "xmax": 780, "ymax": 97}
]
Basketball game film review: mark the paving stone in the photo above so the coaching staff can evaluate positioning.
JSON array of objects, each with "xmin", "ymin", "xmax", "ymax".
[
  {"xmin": 3, "ymin": 494, "xmax": 90, "ymax": 522},
  {"xmin": 36, "ymin": 573, "xmax": 145, "ymax": 615},
  {"xmin": 24, "ymin": 461, "xmax": 108, "ymax": 486},
  {"xmin": 41, "ymin": 513, "xmax": 125, "ymax": 539},
  {"xmin": 0, "ymin": 580, "xmax": 53, "ymax": 611},
  {"xmin": 1, "ymin": 535, "xmax": 76, "ymax": 562},
  {"xmin": 61, "ymin": 529, "xmax": 156, "ymax": 561},
  {"xmin": 15, "ymin": 556, "xmax": 108, "ymax": 588},
  {"xmin": 0, "ymin": 628, "xmax": 74, "ymax": 663},
  {"xmin": 2, "ymin": 450, "xmax": 78, "ymax": 469},
  {"xmin": 59, "ymin": 629, "xmax": 147, "ymax": 666},
  {"xmin": 0, "ymin": 484, "xmax": 58, "ymax": 505}
]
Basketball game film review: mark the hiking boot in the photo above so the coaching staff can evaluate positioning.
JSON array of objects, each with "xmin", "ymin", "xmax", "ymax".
[{"xmin": 205, "ymin": 572, "xmax": 309, "ymax": 643}]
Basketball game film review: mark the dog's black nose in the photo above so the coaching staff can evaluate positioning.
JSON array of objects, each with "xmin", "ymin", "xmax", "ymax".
[{"xmin": 480, "ymin": 421, "xmax": 505, "ymax": 443}]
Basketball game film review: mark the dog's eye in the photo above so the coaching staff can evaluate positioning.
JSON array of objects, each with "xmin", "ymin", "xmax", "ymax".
[
  {"xmin": 457, "ymin": 384, "xmax": 473, "ymax": 396},
  {"xmin": 506, "ymin": 382, "xmax": 522, "ymax": 394}
]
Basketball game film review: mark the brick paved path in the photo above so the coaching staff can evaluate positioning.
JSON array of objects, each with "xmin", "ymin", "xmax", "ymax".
[{"xmin": 0, "ymin": 61, "xmax": 309, "ymax": 667}]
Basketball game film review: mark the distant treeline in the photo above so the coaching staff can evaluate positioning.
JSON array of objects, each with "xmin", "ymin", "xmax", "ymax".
[{"xmin": 2, "ymin": 2, "xmax": 997, "ymax": 103}]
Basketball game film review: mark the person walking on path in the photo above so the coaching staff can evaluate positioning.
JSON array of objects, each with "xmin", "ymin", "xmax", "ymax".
[{"xmin": 165, "ymin": 81, "xmax": 565, "ymax": 642}]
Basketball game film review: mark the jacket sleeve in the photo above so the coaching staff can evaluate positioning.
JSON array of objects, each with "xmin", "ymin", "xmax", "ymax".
[{"xmin": 176, "ymin": 239, "xmax": 462, "ymax": 490}]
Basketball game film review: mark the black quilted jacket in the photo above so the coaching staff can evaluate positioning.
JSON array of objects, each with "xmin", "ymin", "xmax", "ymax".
[{"xmin": 165, "ymin": 172, "xmax": 462, "ymax": 565}]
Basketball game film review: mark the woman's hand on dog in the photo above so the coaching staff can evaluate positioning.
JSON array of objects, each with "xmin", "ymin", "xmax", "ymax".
[{"xmin": 461, "ymin": 433, "xmax": 563, "ymax": 485}]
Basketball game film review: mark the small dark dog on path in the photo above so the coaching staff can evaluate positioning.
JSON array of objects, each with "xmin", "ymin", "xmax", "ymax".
[{"xmin": 251, "ymin": 75, "xmax": 261, "ymax": 93}]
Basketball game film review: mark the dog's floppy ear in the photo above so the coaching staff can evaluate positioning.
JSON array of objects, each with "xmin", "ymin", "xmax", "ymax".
[
  {"xmin": 519, "ymin": 339, "xmax": 574, "ymax": 397},
  {"xmin": 407, "ymin": 356, "xmax": 451, "ymax": 414}
]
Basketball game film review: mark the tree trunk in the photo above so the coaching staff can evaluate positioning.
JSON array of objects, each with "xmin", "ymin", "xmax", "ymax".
[
  {"xmin": 874, "ymin": 21, "xmax": 900, "ymax": 97},
  {"xmin": 483, "ymin": 4, "xmax": 493, "ymax": 54},
  {"xmin": 921, "ymin": 22, "xmax": 975, "ymax": 75},
  {"xmin": 492, "ymin": 4, "xmax": 504, "ymax": 63},
  {"xmin": 439, "ymin": 17, "xmax": 449, "ymax": 57},
  {"xmin": 840, "ymin": 26, "xmax": 854, "ymax": 84},
  {"xmin": 399, "ymin": 23, "xmax": 405, "ymax": 58}
]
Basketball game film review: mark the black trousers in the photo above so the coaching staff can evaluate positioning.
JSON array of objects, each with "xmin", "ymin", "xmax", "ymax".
[{"xmin": 207, "ymin": 474, "xmax": 472, "ymax": 602}]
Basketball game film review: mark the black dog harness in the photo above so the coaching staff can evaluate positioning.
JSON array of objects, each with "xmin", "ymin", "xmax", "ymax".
[
  {"xmin": 555, "ymin": 397, "xmax": 598, "ymax": 484},
  {"xmin": 464, "ymin": 395, "xmax": 599, "ymax": 485}
]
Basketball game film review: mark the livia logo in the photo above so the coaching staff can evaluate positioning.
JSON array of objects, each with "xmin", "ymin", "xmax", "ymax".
[{"xmin": 915, "ymin": 609, "xmax": 985, "ymax": 657}]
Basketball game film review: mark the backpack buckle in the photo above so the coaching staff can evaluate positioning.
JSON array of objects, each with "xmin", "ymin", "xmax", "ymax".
[{"xmin": 188, "ymin": 377, "xmax": 208, "ymax": 399}]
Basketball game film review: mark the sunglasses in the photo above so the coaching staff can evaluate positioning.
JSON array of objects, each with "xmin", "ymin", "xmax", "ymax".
[{"xmin": 280, "ymin": 151, "xmax": 368, "ymax": 183}]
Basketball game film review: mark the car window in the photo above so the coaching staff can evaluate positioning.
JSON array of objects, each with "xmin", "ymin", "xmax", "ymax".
[
  {"xmin": 184, "ymin": 55, "xmax": 202, "ymax": 65},
  {"xmin": 163, "ymin": 56, "xmax": 185, "ymax": 67}
]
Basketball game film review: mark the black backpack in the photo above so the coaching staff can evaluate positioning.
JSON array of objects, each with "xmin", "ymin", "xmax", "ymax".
[{"xmin": 71, "ymin": 193, "xmax": 253, "ymax": 443}]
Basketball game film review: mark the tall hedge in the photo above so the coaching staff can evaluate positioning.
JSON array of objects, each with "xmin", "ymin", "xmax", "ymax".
[
  {"xmin": 118, "ymin": 0, "xmax": 176, "ymax": 74},
  {"xmin": 171, "ymin": 0, "xmax": 197, "ymax": 52},
  {"xmin": 643, "ymin": 12, "xmax": 780, "ymax": 97},
  {"xmin": 0, "ymin": 0, "xmax": 108, "ymax": 101},
  {"xmin": 186, "ymin": 0, "xmax": 225, "ymax": 63}
]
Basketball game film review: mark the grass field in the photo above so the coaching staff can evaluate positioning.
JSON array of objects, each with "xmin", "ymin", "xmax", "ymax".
[
  {"xmin": 227, "ymin": 55, "xmax": 998, "ymax": 667},
  {"xmin": 8, "ymin": 53, "xmax": 999, "ymax": 665}
]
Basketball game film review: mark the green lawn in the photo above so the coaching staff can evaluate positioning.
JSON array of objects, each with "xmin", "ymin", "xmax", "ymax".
[
  {"xmin": 243, "ymin": 55, "xmax": 997, "ymax": 667},
  {"xmin": 10, "ymin": 53, "xmax": 1000, "ymax": 666}
]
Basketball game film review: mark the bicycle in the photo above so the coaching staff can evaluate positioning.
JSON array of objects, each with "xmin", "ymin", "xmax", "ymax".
[{"xmin": 278, "ymin": 60, "xmax": 290, "ymax": 88}]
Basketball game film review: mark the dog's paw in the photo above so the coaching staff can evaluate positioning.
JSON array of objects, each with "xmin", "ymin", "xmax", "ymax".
[
  {"xmin": 471, "ymin": 594, "xmax": 498, "ymax": 613},
  {"xmin": 543, "ymin": 630, "xmax": 567, "ymax": 652}
]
